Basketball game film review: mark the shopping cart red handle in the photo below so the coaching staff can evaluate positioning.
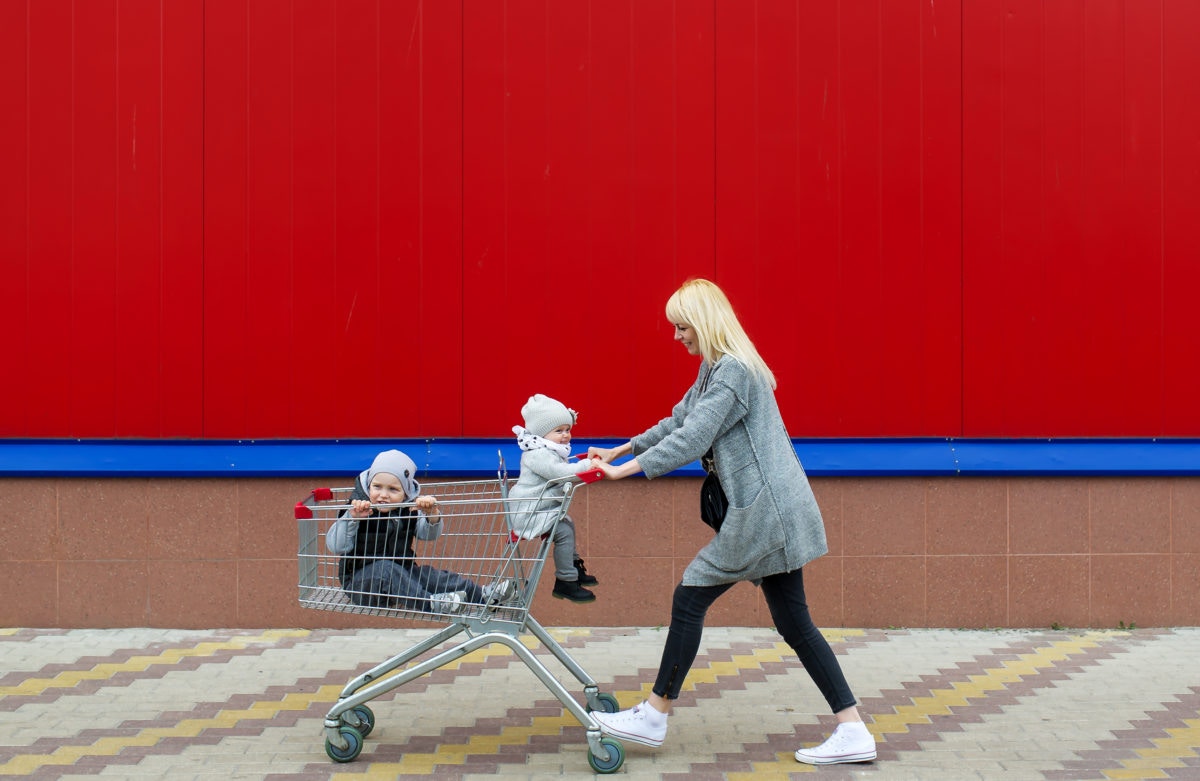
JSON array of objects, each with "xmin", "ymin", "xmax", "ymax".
[
  {"xmin": 294, "ymin": 487, "xmax": 335, "ymax": 519},
  {"xmin": 573, "ymin": 454, "xmax": 604, "ymax": 483}
]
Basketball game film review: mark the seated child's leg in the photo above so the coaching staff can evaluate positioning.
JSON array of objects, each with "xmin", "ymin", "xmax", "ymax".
[
  {"xmin": 410, "ymin": 564, "xmax": 486, "ymax": 604},
  {"xmin": 345, "ymin": 560, "xmax": 419, "ymax": 608},
  {"xmin": 549, "ymin": 516, "xmax": 595, "ymax": 602},
  {"xmin": 552, "ymin": 517, "xmax": 579, "ymax": 582}
]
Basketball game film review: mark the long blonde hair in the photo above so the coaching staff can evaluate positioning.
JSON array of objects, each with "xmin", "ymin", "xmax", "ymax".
[{"xmin": 665, "ymin": 278, "xmax": 776, "ymax": 389}]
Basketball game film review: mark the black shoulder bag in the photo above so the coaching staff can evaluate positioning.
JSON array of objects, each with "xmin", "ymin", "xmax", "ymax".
[
  {"xmin": 699, "ymin": 450, "xmax": 728, "ymax": 533},
  {"xmin": 696, "ymin": 365, "xmax": 728, "ymax": 532}
]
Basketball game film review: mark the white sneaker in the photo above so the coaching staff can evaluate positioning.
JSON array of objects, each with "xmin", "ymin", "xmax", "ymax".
[
  {"xmin": 590, "ymin": 700, "xmax": 668, "ymax": 748},
  {"xmin": 429, "ymin": 591, "xmax": 466, "ymax": 614},
  {"xmin": 482, "ymin": 579, "xmax": 519, "ymax": 605},
  {"xmin": 794, "ymin": 721, "xmax": 877, "ymax": 765}
]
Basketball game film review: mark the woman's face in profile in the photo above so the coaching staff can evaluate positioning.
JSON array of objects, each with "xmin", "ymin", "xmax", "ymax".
[{"xmin": 672, "ymin": 321, "xmax": 701, "ymax": 356}]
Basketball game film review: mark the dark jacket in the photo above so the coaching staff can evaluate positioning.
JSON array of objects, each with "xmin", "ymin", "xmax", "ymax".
[{"xmin": 335, "ymin": 479, "xmax": 422, "ymax": 587}]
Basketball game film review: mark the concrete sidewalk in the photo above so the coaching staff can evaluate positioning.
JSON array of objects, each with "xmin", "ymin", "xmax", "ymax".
[{"xmin": 1, "ymin": 624, "xmax": 1198, "ymax": 780}]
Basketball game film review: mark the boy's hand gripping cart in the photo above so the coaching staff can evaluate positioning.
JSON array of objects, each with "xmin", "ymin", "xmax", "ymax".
[{"xmin": 294, "ymin": 456, "xmax": 626, "ymax": 773}]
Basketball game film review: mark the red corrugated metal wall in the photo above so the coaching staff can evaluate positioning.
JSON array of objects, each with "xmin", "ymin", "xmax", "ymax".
[
  {"xmin": 2, "ymin": 0, "xmax": 205, "ymax": 438},
  {"xmin": 3, "ymin": 1, "xmax": 1198, "ymax": 440},
  {"xmin": 714, "ymin": 1, "xmax": 963, "ymax": 437},
  {"xmin": 202, "ymin": 0, "xmax": 467, "ymax": 438},
  {"xmin": 963, "ymin": 0, "xmax": 1200, "ymax": 436}
]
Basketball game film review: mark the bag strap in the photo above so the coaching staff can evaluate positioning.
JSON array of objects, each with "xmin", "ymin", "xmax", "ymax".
[{"xmin": 699, "ymin": 362, "xmax": 718, "ymax": 473}]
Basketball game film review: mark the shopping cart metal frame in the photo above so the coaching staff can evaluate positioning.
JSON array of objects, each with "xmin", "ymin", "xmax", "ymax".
[{"xmin": 295, "ymin": 455, "xmax": 626, "ymax": 773}]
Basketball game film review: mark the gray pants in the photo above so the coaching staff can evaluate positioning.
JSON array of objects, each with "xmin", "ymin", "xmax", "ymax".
[{"xmin": 552, "ymin": 515, "xmax": 580, "ymax": 582}]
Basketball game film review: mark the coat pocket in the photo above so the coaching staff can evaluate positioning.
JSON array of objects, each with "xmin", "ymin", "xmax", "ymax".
[{"xmin": 711, "ymin": 487, "xmax": 784, "ymax": 572}]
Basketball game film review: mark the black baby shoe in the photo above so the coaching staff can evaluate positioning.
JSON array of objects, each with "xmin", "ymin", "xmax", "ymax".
[{"xmin": 553, "ymin": 578, "xmax": 596, "ymax": 603}]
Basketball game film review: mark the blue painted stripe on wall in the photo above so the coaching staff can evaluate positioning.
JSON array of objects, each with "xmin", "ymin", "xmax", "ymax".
[{"xmin": 2, "ymin": 438, "xmax": 1199, "ymax": 477}]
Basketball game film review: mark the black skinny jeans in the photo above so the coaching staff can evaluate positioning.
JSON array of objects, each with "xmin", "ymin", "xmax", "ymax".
[{"xmin": 652, "ymin": 567, "xmax": 857, "ymax": 714}]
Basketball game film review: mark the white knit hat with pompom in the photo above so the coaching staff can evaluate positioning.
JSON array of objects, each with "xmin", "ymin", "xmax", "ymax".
[{"xmin": 520, "ymin": 394, "xmax": 577, "ymax": 438}]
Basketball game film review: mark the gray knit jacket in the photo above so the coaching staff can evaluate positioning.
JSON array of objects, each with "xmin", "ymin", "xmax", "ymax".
[
  {"xmin": 631, "ymin": 356, "xmax": 828, "ymax": 586},
  {"xmin": 508, "ymin": 447, "xmax": 594, "ymax": 539}
]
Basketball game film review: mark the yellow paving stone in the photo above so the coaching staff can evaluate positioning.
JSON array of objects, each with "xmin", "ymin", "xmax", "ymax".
[
  {"xmin": 0, "ymin": 630, "xmax": 311, "ymax": 698},
  {"xmin": 871, "ymin": 635, "xmax": 1104, "ymax": 735},
  {"xmin": 727, "ymin": 752, "xmax": 818, "ymax": 779},
  {"xmin": 0, "ymin": 637, "xmax": 527, "ymax": 775},
  {"xmin": 1102, "ymin": 769, "xmax": 1170, "ymax": 780}
]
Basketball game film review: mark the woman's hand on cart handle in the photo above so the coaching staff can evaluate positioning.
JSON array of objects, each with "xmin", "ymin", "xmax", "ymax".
[
  {"xmin": 592, "ymin": 460, "xmax": 618, "ymax": 480},
  {"xmin": 588, "ymin": 444, "xmax": 626, "ymax": 463},
  {"xmin": 572, "ymin": 456, "xmax": 604, "ymax": 484},
  {"xmin": 593, "ymin": 456, "xmax": 643, "ymax": 481},
  {"xmin": 572, "ymin": 454, "xmax": 605, "ymax": 483}
]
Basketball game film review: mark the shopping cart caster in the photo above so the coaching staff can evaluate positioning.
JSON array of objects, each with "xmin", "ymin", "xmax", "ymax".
[
  {"xmin": 588, "ymin": 737, "xmax": 626, "ymax": 774},
  {"xmin": 342, "ymin": 704, "xmax": 375, "ymax": 738},
  {"xmin": 587, "ymin": 692, "xmax": 620, "ymax": 713},
  {"xmin": 325, "ymin": 725, "xmax": 364, "ymax": 763}
]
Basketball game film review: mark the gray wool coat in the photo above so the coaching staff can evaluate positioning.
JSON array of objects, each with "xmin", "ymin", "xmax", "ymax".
[{"xmin": 631, "ymin": 356, "xmax": 829, "ymax": 587}]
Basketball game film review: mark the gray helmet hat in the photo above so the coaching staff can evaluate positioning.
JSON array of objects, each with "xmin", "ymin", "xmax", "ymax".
[{"xmin": 363, "ymin": 449, "xmax": 420, "ymax": 500}]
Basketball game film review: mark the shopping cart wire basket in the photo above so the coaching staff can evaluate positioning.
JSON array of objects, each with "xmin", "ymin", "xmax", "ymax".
[{"xmin": 295, "ymin": 454, "xmax": 627, "ymax": 773}]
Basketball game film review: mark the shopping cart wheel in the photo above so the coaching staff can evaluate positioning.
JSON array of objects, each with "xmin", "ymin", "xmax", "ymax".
[
  {"xmin": 588, "ymin": 693, "xmax": 620, "ymax": 713},
  {"xmin": 325, "ymin": 725, "xmax": 364, "ymax": 763},
  {"xmin": 343, "ymin": 704, "xmax": 375, "ymax": 738},
  {"xmin": 588, "ymin": 737, "xmax": 625, "ymax": 774}
]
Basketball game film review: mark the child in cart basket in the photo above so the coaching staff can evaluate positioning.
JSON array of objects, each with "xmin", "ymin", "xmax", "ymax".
[
  {"xmin": 325, "ymin": 449, "xmax": 515, "ymax": 613},
  {"xmin": 509, "ymin": 394, "xmax": 601, "ymax": 603}
]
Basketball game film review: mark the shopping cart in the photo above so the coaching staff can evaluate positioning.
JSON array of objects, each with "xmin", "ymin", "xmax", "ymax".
[{"xmin": 294, "ymin": 455, "xmax": 626, "ymax": 773}]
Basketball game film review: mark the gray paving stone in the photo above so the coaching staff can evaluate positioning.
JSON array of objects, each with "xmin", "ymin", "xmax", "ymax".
[{"xmin": 1, "ymin": 627, "xmax": 1199, "ymax": 779}]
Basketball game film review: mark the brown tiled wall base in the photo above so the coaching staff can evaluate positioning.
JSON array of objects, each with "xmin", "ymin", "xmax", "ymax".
[{"xmin": 3, "ymin": 476, "xmax": 1198, "ymax": 628}]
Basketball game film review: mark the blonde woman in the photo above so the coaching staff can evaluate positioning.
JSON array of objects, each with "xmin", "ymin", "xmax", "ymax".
[{"xmin": 589, "ymin": 279, "xmax": 876, "ymax": 765}]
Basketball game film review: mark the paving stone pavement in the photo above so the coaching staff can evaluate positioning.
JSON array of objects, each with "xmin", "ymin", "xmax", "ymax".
[{"xmin": 2, "ymin": 625, "xmax": 1199, "ymax": 780}]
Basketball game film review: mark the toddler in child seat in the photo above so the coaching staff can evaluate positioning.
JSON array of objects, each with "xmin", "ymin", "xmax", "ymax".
[
  {"xmin": 325, "ymin": 449, "xmax": 515, "ymax": 613},
  {"xmin": 509, "ymin": 394, "xmax": 600, "ymax": 603}
]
